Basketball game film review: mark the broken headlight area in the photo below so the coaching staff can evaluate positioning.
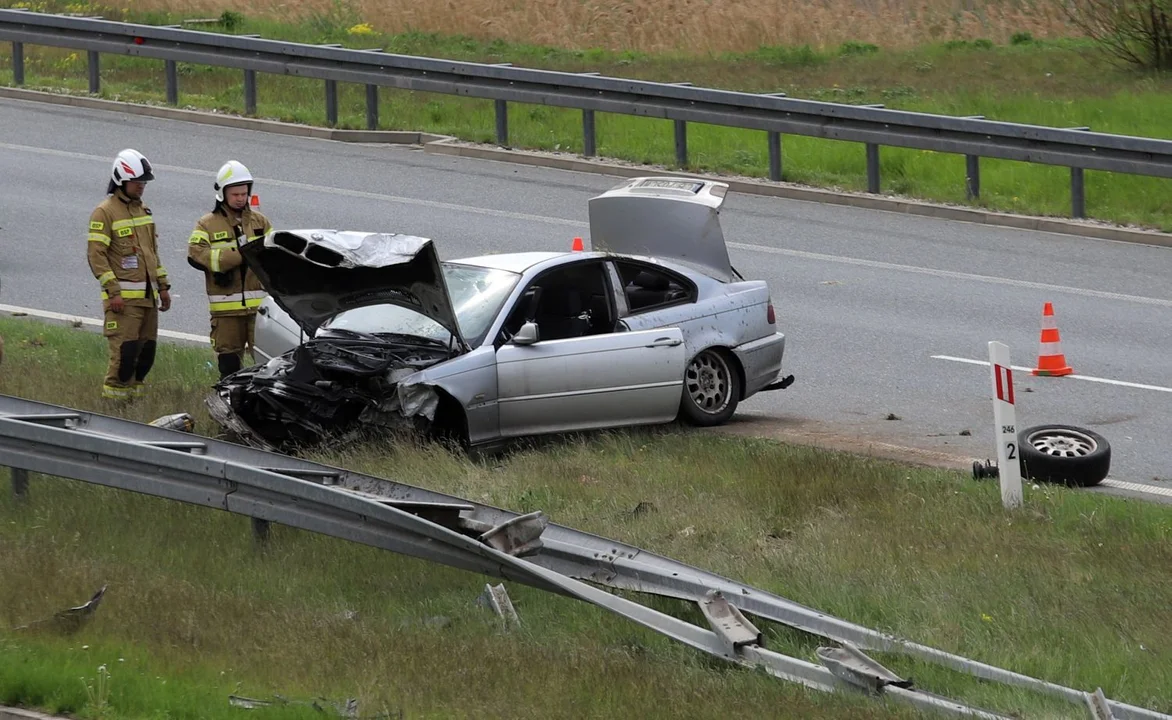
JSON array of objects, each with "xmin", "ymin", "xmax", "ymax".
[{"xmin": 207, "ymin": 333, "xmax": 451, "ymax": 453}]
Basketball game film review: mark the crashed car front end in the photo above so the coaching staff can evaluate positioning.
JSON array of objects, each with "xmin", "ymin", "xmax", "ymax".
[
  {"xmin": 207, "ymin": 332, "xmax": 452, "ymax": 453},
  {"xmin": 205, "ymin": 228, "xmax": 519, "ymax": 453}
]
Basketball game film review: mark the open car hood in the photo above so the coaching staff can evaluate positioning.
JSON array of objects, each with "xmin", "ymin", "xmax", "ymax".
[
  {"xmin": 241, "ymin": 229, "xmax": 467, "ymax": 349},
  {"xmin": 587, "ymin": 176, "xmax": 736, "ymax": 283}
]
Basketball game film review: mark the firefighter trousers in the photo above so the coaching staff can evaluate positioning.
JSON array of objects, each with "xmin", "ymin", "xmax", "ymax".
[
  {"xmin": 103, "ymin": 304, "xmax": 159, "ymax": 400},
  {"xmin": 210, "ymin": 314, "xmax": 256, "ymax": 378}
]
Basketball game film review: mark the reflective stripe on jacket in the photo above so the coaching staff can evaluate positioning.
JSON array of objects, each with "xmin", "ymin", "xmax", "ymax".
[
  {"xmin": 187, "ymin": 206, "xmax": 272, "ymax": 317},
  {"xmin": 86, "ymin": 188, "xmax": 170, "ymax": 307}
]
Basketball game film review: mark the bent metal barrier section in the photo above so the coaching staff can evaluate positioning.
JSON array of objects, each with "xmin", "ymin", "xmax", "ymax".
[
  {"xmin": 0, "ymin": 393, "xmax": 1167, "ymax": 720},
  {"xmin": 4, "ymin": 10, "xmax": 1172, "ymax": 220}
]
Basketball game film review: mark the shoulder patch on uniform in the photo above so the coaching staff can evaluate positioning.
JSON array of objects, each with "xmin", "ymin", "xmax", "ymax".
[
  {"xmin": 213, "ymin": 230, "xmax": 231, "ymax": 240},
  {"xmin": 89, "ymin": 221, "xmax": 104, "ymax": 230}
]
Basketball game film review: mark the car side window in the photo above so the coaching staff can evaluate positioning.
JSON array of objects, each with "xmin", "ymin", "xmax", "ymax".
[
  {"xmin": 498, "ymin": 261, "xmax": 617, "ymax": 344},
  {"xmin": 614, "ymin": 260, "xmax": 696, "ymax": 314}
]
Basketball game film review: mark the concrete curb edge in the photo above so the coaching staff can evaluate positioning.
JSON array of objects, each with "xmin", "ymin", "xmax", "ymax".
[
  {"xmin": 0, "ymin": 707, "xmax": 69, "ymax": 720},
  {"xmin": 4, "ymin": 85, "xmax": 1172, "ymax": 249}
]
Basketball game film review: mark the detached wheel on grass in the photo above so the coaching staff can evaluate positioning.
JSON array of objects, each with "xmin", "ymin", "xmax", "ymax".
[
  {"xmin": 681, "ymin": 348, "xmax": 740, "ymax": 427},
  {"xmin": 1017, "ymin": 424, "xmax": 1111, "ymax": 487}
]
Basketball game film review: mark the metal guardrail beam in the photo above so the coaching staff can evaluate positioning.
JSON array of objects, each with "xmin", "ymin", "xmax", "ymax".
[
  {"xmin": 0, "ymin": 401, "xmax": 1016, "ymax": 719},
  {"xmin": 1, "ymin": 393, "xmax": 1168, "ymax": 719},
  {"xmin": 5, "ymin": 9, "xmax": 1172, "ymax": 186}
]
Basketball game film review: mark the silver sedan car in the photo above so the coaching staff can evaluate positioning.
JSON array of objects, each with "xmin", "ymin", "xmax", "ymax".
[{"xmin": 206, "ymin": 176, "xmax": 794, "ymax": 453}]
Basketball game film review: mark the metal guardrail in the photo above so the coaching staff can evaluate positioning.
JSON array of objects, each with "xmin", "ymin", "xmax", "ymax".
[
  {"xmin": 3, "ymin": 10, "xmax": 1172, "ymax": 220},
  {"xmin": 2, "ymin": 393, "xmax": 1169, "ymax": 720}
]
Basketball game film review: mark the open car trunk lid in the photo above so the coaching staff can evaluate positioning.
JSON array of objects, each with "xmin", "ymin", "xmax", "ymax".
[
  {"xmin": 587, "ymin": 176, "xmax": 736, "ymax": 283},
  {"xmin": 241, "ymin": 229, "xmax": 468, "ymax": 350}
]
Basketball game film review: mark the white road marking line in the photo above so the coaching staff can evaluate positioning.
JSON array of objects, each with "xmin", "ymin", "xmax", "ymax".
[
  {"xmin": 5, "ymin": 141, "xmax": 1172, "ymax": 308},
  {"xmin": 727, "ymin": 242, "xmax": 1172, "ymax": 308},
  {"xmin": 0, "ymin": 141, "xmax": 583, "ymax": 227},
  {"xmin": 931, "ymin": 354, "xmax": 1172, "ymax": 393},
  {"xmin": 1099, "ymin": 478, "xmax": 1172, "ymax": 499},
  {"xmin": 0, "ymin": 303, "xmax": 207, "ymax": 344}
]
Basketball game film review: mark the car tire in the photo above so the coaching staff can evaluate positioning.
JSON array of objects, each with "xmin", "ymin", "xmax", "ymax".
[
  {"xmin": 1017, "ymin": 424, "xmax": 1111, "ymax": 487},
  {"xmin": 680, "ymin": 348, "xmax": 740, "ymax": 427}
]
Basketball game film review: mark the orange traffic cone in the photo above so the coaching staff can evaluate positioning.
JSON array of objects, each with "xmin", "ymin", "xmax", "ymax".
[
  {"xmin": 571, "ymin": 236, "xmax": 584, "ymax": 252},
  {"xmin": 1032, "ymin": 302, "xmax": 1073, "ymax": 376},
  {"xmin": 250, "ymin": 194, "xmax": 260, "ymax": 209}
]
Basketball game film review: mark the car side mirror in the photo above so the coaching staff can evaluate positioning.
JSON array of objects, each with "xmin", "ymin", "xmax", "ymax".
[{"xmin": 513, "ymin": 321, "xmax": 540, "ymax": 346}]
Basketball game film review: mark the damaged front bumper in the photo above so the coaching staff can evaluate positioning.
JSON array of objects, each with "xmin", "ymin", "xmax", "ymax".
[{"xmin": 207, "ymin": 335, "xmax": 451, "ymax": 453}]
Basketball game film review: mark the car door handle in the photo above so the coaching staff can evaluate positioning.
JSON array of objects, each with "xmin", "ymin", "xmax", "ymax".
[{"xmin": 646, "ymin": 337, "xmax": 682, "ymax": 348}]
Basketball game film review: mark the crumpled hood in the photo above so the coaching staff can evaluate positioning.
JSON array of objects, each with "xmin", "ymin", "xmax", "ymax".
[{"xmin": 241, "ymin": 229, "xmax": 466, "ymax": 348}]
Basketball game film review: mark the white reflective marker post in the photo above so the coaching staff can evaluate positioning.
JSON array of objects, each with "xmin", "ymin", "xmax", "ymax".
[{"xmin": 989, "ymin": 341, "xmax": 1023, "ymax": 509}]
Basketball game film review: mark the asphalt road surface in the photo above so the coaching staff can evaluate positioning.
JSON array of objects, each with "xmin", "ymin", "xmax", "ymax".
[{"xmin": 2, "ymin": 97, "xmax": 1170, "ymax": 492}]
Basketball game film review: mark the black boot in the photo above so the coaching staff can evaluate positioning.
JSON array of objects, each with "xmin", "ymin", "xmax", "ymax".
[{"xmin": 217, "ymin": 353, "xmax": 242, "ymax": 379}]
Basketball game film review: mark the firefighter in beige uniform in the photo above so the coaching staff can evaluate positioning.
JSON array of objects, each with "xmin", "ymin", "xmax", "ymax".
[
  {"xmin": 86, "ymin": 148, "xmax": 172, "ymax": 400},
  {"xmin": 187, "ymin": 160, "xmax": 273, "ymax": 379}
]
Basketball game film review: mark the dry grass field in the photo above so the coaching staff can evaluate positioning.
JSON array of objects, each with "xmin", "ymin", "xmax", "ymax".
[{"xmin": 137, "ymin": 0, "xmax": 1078, "ymax": 52}]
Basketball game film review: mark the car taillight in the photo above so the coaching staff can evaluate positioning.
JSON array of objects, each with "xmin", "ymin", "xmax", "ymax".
[{"xmin": 767, "ymin": 302, "xmax": 776, "ymax": 324}]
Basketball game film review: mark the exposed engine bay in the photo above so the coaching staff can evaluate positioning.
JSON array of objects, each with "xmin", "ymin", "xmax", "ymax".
[{"xmin": 206, "ymin": 330, "xmax": 451, "ymax": 453}]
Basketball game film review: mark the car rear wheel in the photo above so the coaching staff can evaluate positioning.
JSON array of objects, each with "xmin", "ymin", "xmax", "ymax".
[
  {"xmin": 680, "ymin": 348, "xmax": 740, "ymax": 426},
  {"xmin": 1017, "ymin": 424, "xmax": 1111, "ymax": 487}
]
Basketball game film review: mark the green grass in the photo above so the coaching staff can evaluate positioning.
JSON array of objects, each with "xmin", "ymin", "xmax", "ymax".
[
  {"xmin": 3, "ymin": 4, "xmax": 1172, "ymax": 230},
  {"xmin": 0, "ymin": 314, "xmax": 219, "ymax": 427},
  {"xmin": 1, "ymin": 314, "xmax": 1171, "ymax": 719}
]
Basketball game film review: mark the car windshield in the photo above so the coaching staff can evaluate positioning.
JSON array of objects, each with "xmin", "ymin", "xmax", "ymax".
[{"xmin": 320, "ymin": 262, "xmax": 521, "ymax": 348}]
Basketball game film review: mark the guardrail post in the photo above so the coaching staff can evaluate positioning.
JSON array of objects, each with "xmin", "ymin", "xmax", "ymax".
[
  {"xmin": 243, "ymin": 69, "xmax": 257, "ymax": 115},
  {"xmin": 251, "ymin": 517, "xmax": 270, "ymax": 543},
  {"xmin": 768, "ymin": 131, "xmax": 782, "ymax": 181},
  {"xmin": 674, "ymin": 120, "xmax": 687, "ymax": 167},
  {"xmin": 87, "ymin": 50, "xmax": 99, "ymax": 94},
  {"xmin": 865, "ymin": 143, "xmax": 880, "ymax": 193},
  {"xmin": 237, "ymin": 35, "xmax": 264, "ymax": 116},
  {"xmin": 325, "ymin": 80, "xmax": 338, "ymax": 127},
  {"xmin": 365, "ymin": 84, "xmax": 378, "ymax": 130},
  {"xmin": 582, "ymin": 110, "xmax": 596, "ymax": 157},
  {"xmin": 495, "ymin": 99, "xmax": 508, "ymax": 146},
  {"xmin": 762, "ymin": 93, "xmax": 789, "ymax": 181},
  {"xmin": 965, "ymin": 155, "xmax": 980, "ymax": 200},
  {"xmin": 164, "ymin": 59, "xmax": 178, "ymax": 105},
  {"xmin": 316, "ymin": 43, "xmax": 344, "ymax": 127},
  {"xmin": 11, "ymin": 467, "xmax": 29, "ymax": 501},
  {"xmin": 12, "ymin": 42, "xmax": 24, "ymax": 85},
  {"xmin": 668, "ymin": 83, "xmax": 692, "ymax": 167},
  {"xmin": 1071, "ymin": 167, "xmax": 1086, "ymax": 218},
  {"xmin": 858, "ymin": 105, "xmax": 887, "ymax": 193},
  {"xmin": 961, "ymin": 116, "xmax": 985, "ymax": 200},
  {"xmin": 491, "ymin": 63, "xmax": 513, "ymax": 147},
  {"xmin": 1068, "ymin": 126, "xmax": 1090, "ymax": 218},
  {"xmin": 577, "ymin": 71, "xmax": 602, "ymax": 156}
]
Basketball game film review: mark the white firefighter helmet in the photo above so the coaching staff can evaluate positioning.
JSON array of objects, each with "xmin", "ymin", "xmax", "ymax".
[
  {"xmin": 110, "ymin": 148, "xmax": 155, "ymax": 186},
  {"xmin": 214, "ymin": 160, "xmax": 254, "ymax": 202}
]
